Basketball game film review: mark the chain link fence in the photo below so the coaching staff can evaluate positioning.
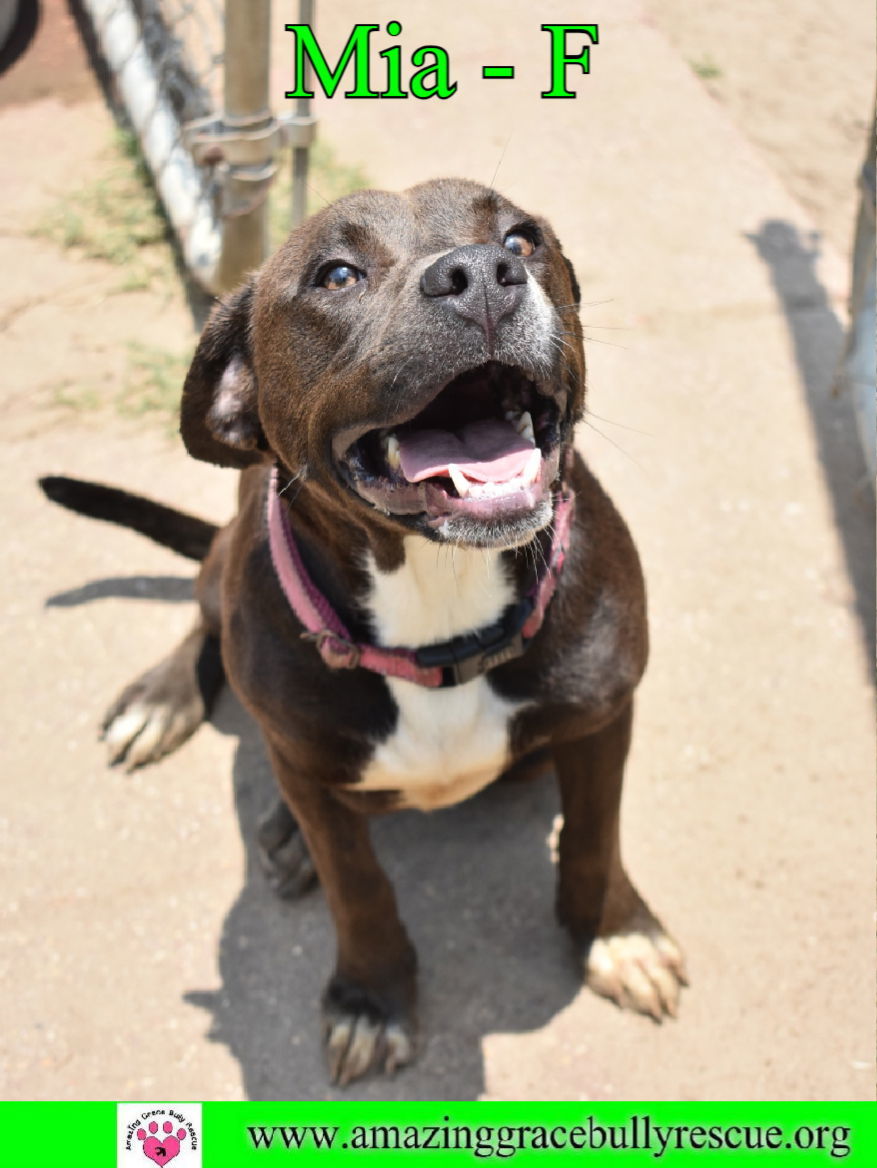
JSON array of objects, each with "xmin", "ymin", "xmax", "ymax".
[{"xmin": 81, "ymin": 0, "xmax": 316, "ymax": 293}]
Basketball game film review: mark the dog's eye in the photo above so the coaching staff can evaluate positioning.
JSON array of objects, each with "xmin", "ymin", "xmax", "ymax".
[
  {"xmin": 320, "ymin": 264, "xmax": 364, "ymax": 291},
  {"xmin": 503, "ymin": 231, "xmax": 537, "ymax": 258}
]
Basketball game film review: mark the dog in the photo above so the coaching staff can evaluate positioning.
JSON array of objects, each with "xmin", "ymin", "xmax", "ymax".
[{"xmin": 42, "ymin": 178, "xmax": 686, "ymax": 1085}]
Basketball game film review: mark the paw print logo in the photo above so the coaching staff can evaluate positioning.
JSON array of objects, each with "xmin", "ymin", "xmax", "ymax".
[{"xmin": 137, "ymin": 1120, "xmax": 188, "ymax": 1164}]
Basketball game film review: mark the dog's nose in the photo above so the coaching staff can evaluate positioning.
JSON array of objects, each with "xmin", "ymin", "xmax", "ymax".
[{"xmin": 420, "ymin": 244, "xmax": 527, "ymax": 341}]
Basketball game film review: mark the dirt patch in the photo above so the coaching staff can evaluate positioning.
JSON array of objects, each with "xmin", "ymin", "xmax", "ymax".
[
  {"xmin": 0, "ymin": 0, "xmax": 99, "ymax": 107},
  {"xmin": 647, "ymin": 0, "xmax": 875, "ymax": 257}
]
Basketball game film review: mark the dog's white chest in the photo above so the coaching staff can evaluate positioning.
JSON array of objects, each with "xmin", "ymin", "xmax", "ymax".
[{"xmin": 358, "ymin": 540, "xmax": 521, "ymax": 811}]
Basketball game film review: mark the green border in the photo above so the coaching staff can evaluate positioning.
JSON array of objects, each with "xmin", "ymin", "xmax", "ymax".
[{"xmin": 2, "ymin": 1102, "xmax": 875, "ymax": 1166}]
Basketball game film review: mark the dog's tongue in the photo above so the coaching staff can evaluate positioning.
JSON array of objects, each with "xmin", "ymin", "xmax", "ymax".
[{"xmin": 397, "ymin": 418, "xmax": 534, "ymax": 484}]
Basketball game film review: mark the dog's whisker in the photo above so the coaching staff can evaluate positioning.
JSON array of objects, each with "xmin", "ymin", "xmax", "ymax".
[
  {"xmin": 487, "ymin": 132, "xmax": 514, "ymax": 194},
  {"xmin": 546, "ymin": 335, "xmax": 577, "ymax": 363},
  {"xmin": 553, "ymin": 298, "xmax": 619, "ymax": 313},
  {"xmin": 579, "ymin": 322, "xmax": 632, "ymax": 332},
  {"xmin": 521, "ymin": 539, "xmax": 534, "ymax": 581},
  {"xmin": 305, "ymin": 179, "xmax": 334, "ymax": 211},
  {"xmin": 583, "ymin": 334, "xmax": 630, "ymax": 351},
  {"xmin": 521, "ymin": 530, "xmax": 548, "ymax": 581},
  {"xmin": 536, "ymin": 530, "xmax": 550, "ymax": 575},
  {"xmin": 585, "ymin": 409, "xmax": 652, "ymax": 437},
  {"xmin": 389, "ymin": 352, "xmax": 419, "ymax": 391},
  {"xmin": 582, "ymin": 418, "xmax": 647, "ymax": 476},
  {"xmin": 277, "ymin": 467, "xmax": 308, "ymax": 500}
]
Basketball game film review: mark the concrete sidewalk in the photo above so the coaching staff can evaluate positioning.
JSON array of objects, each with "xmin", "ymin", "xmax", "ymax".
[{"xmin": 1, "ymin": 0, "xmax": 873, "ymax": 1101}]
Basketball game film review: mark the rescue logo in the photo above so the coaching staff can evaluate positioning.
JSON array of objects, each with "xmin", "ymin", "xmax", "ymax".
[{"xmin": 117, "ymin": 1104, "xmax": 201, "ymax": 1167}]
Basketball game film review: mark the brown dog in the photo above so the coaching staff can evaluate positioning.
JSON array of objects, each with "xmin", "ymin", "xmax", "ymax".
[{"xmin": 44, "ymin": 178, "xmax": 685, "ymax": 1084}]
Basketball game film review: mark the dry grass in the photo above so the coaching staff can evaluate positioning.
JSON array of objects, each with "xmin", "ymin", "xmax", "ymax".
[
  {"xmin": 32, "ymin": 128, "xmax": 172, "ymax": 293},
  {"xmin": 36, "ymin": 128, "xmax": 370, "ymax": 429}
]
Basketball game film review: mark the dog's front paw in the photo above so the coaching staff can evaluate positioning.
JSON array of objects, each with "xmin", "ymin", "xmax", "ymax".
[
  {"xmin": 322, "ymin": 978, "xmax": 416, "ymax": 1087},
  {"xmin": 584, "ymin": 925, "xmax": 687, "ymax": 1022},
  {"xmin": 101, "ymin": 633, "xmax": 222, "ymax": 770},
  {"xmin": 102, "ymin": 675, "xmax": 205, "ymax": 771}
]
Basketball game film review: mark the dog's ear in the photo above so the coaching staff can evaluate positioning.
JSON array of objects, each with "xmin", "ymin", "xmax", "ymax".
[{"xmin": 179, "ymin": 282, "xmax": 270, "ymax": 468}]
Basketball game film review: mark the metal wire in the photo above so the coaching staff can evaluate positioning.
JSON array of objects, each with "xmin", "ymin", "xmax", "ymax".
[
  {"xmin": 133, "ymin": 0, "xmax": 222, "ymax": 119},
  {"xmin": 81, "ymin": 0, "xmax": 304, "ymax": 291}
]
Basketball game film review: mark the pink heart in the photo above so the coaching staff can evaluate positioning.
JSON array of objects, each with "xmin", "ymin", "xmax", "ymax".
[{"xmin": 142, "ymin": 1136, "xmax": 181, "ymax": 1164}]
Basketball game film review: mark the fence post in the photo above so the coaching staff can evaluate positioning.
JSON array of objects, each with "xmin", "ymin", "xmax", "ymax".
[{"xmin": 218, "ymin": 0, "xmax": 274, "ymax": 289}]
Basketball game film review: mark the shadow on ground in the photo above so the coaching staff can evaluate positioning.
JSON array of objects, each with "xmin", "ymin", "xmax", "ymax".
[
  {"xmin": 182, "ymin": 689, "xmax": 580, "ymax": 1101},
  {"xmin": 38, "ymin": 572, "xmax": 583, "ymax": 1097},
  {"xmin": 46, "ymin": 574, "xmax": 194, "ymax": 606},
  {"xmin": 747, "ymin": 220, "xmax": 875, "ymax": 666}
]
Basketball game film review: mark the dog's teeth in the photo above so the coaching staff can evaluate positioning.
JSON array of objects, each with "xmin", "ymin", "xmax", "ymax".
[
  {"xmin": 447, "ymin": 464, "xmax": 471, "ymax": 497},
  {"xmin": 522, "ymin": 447, "xmax": 542, "ymax": 485},
  {"xmin": 385, "ymin": 434, "xmax": 401, "ymax": 471},
  {"xmin": 515, "ymin": 411, "xmax": 535, "ymax": 445}
]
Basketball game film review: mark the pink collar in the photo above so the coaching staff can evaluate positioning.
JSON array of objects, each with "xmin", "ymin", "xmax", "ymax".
[{"xmin": 266, "ymin": 467, "xmax": 575, "ymax": 688}]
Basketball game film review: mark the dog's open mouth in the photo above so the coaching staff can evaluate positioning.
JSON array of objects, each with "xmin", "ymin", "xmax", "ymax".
[{"xmin": 337, "ymin": 362, "xmax": 562, "ymax": 526}]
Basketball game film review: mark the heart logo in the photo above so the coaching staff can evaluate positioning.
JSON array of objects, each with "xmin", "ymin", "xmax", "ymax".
[{"xmin": 142, "ymin": 1135, "xmax": 182, "ymax": 1164}]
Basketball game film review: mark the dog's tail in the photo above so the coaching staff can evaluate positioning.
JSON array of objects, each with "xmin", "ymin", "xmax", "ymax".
[{"xmin": 39, "ymin": 476, "xmax": 219, "ymax": 562}]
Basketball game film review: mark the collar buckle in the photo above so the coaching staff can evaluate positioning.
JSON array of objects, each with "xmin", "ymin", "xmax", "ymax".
[
  {"xmin": 414, "ymin": 597, "xmax": 535, "ymax": 687},
  {"xmin": 445, "ymin": 629, "xmax": 527, "ymax": 686}
]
